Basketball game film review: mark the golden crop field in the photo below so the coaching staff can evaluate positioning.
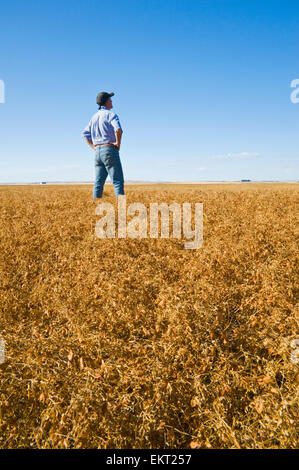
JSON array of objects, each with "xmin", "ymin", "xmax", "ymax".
[{"xmin": 0, "ymin": 183, "xmax": 298, "ymax": 449}]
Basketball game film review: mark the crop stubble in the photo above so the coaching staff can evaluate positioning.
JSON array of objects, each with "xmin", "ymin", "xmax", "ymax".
[{"xmin": 0, "ymin": 183, "xmax": 298, "ymax": 448}]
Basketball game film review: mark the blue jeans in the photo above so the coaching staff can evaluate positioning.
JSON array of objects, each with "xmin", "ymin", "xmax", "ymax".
[{"xmin": 93, "ymin": 146, "xmax": 125, "ymax": 198}]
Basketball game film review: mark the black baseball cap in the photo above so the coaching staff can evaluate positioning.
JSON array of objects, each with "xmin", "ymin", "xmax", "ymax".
[{"xmin": 96, "ymin": 91, "xmax": 114, "ymax": 107}]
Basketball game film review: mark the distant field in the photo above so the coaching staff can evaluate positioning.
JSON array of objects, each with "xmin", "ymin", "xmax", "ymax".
[{"xmin": 0, "ymin": 183, "xmax": 298, "ymax": 448}]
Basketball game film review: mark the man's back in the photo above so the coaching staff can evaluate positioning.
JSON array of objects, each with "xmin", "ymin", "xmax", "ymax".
[{"xmin": 83, "ymin": 106, "xmax": 122, "ymax": 146}]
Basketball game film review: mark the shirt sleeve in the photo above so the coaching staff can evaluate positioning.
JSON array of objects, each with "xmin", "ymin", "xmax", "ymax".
[
  {"xmin": 110, "ymin": 113, "xmax": 122, "ymax": 131},
  {"xmin": 82, "ymin": 120, "xmax": 92, "ymax": 139}
]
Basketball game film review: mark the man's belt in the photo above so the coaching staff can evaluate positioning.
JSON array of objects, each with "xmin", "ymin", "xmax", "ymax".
[{"xmin": 95, "ymin": 143, "xmax": 116, "ymax": 148}]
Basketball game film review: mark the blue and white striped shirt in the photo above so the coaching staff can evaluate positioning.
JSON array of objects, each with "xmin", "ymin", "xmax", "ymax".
[{"xmin": 82, "ymin": 106, "xmax": 122, "ymax": 146}]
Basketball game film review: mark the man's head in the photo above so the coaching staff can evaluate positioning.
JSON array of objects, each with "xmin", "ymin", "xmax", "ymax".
[{"xmin": 96, "ymin": 91, "xmax": 114, "ymax": 110}]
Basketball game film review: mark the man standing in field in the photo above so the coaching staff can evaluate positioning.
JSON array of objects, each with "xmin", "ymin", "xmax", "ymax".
[{"xmin": 83, "ymin": 91, "xmax": 124, "ymax": 200}]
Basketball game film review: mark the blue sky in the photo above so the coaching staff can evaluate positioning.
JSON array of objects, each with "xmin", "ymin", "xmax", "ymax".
[{"xmin": 0, "ymin": 0, "xmax": 298, "ymax": 182}]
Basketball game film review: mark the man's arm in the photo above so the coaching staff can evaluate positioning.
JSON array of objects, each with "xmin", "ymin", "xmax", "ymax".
[
  {"xmin": 82, "ymin": 119, "xmax": 95, "ymax": 149},
  {"xmin": 84, "ymin": 137, "xmax": 95, "ymax": 150},
  {"xmin": 110, "ymin": 114, "xmax": 123, "ymax": 150},
  {"xmin": 114, "ymin": 128, "xmax": 123, "ymax": 150}
]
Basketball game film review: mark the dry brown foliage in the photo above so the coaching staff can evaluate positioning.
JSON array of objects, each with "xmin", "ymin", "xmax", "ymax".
[{"xmin": 0, "ymin": 183, "xmax": 298, "ymax": 449}]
